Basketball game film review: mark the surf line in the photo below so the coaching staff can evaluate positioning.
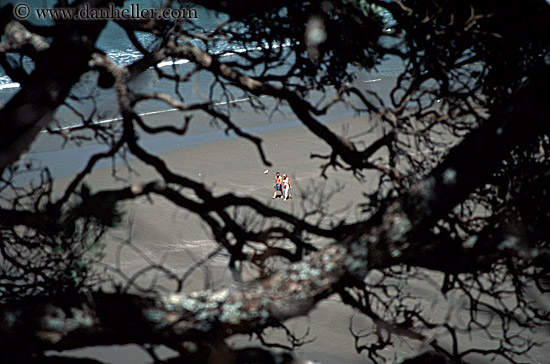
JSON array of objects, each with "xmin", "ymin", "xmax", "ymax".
[
  {"xmin": 0, "ymin": 41, "xmax": 293, "ymax": 92},
  {"xmin": 362, "ymin": 78, "xmax": 382, "ymax": 83},
  {"xmin": 43, "ymin": 96, "xmax": 258, "ymax": 133}
]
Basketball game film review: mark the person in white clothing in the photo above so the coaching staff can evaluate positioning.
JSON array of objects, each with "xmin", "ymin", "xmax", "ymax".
[{"xmin": 282, "ymin": 173, "xmax": 292, "ymax": 201}]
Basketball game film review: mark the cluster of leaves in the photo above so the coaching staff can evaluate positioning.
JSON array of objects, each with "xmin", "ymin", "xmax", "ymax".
[
  {"xmin": 388, "ymin": 0, "xmax": 550, "ymax": 108},
  {"xmin": 0, "ymin": 165, "xmax": 110, "ymax": 303},
  {"xmin": 212, "ymin": 0, "xmax": 387, "ymax": 92}
]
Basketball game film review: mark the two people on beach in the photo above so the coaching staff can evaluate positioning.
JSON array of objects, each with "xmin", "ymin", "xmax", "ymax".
[{"xmin": 272, "ymin": 171, "xmax": 292, "ymax": 201}]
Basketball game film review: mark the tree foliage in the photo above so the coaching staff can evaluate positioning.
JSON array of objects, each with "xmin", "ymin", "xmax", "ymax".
[{"xmin": 1, "ymin": 1, "xmax": 550, "ymax": 363}]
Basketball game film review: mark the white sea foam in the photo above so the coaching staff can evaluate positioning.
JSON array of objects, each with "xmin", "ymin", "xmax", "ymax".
[
  {"xmin": 157, "ymin": 58, "xmax": 191, "ymax": 68},
  {"xmin": 0, "ymin": 38, "xmax": 291, "ymax": 131},
  {"xmin": 0, "ymin": 40, "xmax": 292, "ymax": 92},
  {"xmin": 0, "ymin": 82, "xmax": 20, "ymax": 90}
]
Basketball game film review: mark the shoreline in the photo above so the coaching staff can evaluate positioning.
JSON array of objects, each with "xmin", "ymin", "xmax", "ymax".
[
  {"xmin": 21, "ymin": 97, "xmax": 550, "ymax": 364},
  {"xmin": 26, "ymin": 81, "xmax": 388, "ymax": 179},
  {"xmin": 46, "ymin": 109, "xmax": 384, "ymax": 364}
]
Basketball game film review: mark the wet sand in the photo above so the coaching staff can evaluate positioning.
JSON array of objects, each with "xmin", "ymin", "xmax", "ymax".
[
  {"xmin": 43, "ymin": 107, "xmax": 549, "ymax": 363},
  {"xmin": 47, "ymin": 110, "xmax": 387, "ymax": 363}
]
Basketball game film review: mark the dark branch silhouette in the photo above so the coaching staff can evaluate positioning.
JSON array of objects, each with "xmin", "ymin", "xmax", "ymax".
[{"xmin": 1, "ymin": 1, "xmax": 550, "ymax": 363}]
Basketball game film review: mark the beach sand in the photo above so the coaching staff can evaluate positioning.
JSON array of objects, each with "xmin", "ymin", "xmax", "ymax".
[
  {"xmin": 48, "ymin": 111, "xmax": 390, "ymax": 363},
  {"xmin": 45, "ymin": 108, "xmax": 549, "ymax": 363}
]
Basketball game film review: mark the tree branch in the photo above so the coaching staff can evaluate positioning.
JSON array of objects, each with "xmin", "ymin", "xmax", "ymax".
[
  {"xmin": 0, "ymin": 1, "xmax": 109, "ymax": 176},
  {"xmin": 3, "ymin": 64, "xmax": 549, "ymax": 354}
]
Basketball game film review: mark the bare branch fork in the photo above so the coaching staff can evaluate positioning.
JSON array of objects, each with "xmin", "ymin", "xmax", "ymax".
[
  {"xmin": 0, "ymin": 1, "xmax": 114, "ymax": 175},
  {"xmin": 2, "ymin": 63, "xmax": 549, "ymax": 355},
  {"xmin": 2, "ymin": 2, "xmax": 550, "ymax": 363},
  {"xmin": 164, "ymin": 38, "xmax": 395, "ymax": 172}
]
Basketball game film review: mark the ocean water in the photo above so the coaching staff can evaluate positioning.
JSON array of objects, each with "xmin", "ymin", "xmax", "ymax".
[
  {"xmin": 1, "ymin": 1, "xmax": 231, "ymax": 126},
  {"xmin": 0, "ymin": 1, "xmax": 403, "ymax": 133}
]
